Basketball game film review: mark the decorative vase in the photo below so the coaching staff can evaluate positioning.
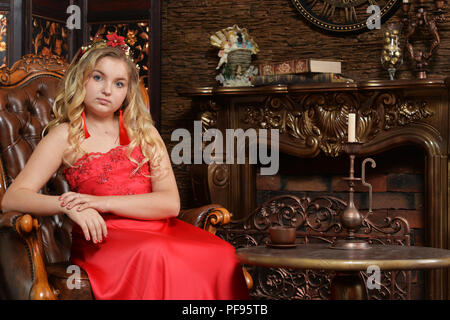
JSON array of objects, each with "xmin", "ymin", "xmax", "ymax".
[{"xmin": 381, "ymin": 23, "xmax": 403, "ymax": 80}]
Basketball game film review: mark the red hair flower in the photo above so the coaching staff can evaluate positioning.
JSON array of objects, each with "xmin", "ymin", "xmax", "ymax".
[
  {"xmin": 106, "ymin": 33, "xmax": 125, "ymax": 47},
  {"xmin": 74, "ymin": 32, "xmax": 138, "ymax": 70}
]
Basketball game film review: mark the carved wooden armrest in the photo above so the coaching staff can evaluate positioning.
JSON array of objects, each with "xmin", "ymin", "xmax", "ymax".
[
  {"xmin": 0, "ymin": 212, "xmax": 57, "ymax": 299},
  {"xmin": 178, "ymin": 204, "xmax": 231, "ymax": 235}
]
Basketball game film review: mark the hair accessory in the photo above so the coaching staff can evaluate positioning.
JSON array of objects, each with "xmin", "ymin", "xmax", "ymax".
[
  {"xmin": 106, "ymin": 33, "xmax": 126, "ymax": 48},
  {"xmin": 75, "ymin": 32, "xmax": 140, "ymax": 71}
]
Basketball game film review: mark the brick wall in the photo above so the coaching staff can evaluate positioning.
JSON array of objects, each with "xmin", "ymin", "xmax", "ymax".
[{"xmin": 256, "ymin": 146, "xmax": 425, "ymax": 243}]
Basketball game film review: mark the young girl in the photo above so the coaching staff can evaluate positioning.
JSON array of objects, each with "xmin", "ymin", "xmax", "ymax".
[{"xmin": 1, "ymin": 34, "xmax": 249, "ymax": 300}]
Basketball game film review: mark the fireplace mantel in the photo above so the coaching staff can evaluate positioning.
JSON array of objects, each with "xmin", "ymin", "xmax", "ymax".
[
  {"xmin": 178, "ymin": 78, "xmax": 449, "ymax": 299},
  {"xmin": 178, "ymin": 78, "xmax": 450, "ymax": 95}
]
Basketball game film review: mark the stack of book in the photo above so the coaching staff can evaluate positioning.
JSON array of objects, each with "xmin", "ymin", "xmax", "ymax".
[{"xmin": 252, "ymin": 58, "xmax": 353, "ymax": 86}]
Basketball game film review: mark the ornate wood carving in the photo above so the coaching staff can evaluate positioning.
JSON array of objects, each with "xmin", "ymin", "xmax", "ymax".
[
  {"xmin": 32, "ymin": 17, "xmax": 69, "ymax": 61},
  {"xmin": 240, "ymin": 91, "xmax": 433, "ymax": 157},
  {"xmin": 178, "ymin": 78, "xmax": 450, "ymax": 299},
  {"xmin": 0, "ymin": 54, "xmax": 68, "ymax": 87},
  {"xmin": 216, "ymin": 194, "xmax": 412, "ymax": 300}
]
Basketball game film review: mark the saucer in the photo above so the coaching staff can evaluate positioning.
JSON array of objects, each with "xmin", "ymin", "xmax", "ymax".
[{"xmin": 266, "ymin": 241, "xmax": 297, "ymax": 249}]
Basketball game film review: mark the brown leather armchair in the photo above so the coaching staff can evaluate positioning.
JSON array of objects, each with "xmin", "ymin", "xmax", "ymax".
[{"xmin": 0, "ymin": 54, "xmax": 233, "ymax": 299}]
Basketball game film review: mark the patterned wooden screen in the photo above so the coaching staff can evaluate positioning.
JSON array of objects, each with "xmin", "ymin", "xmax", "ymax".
[
  {"xmin": 32, "ymin": 16, "xmax": 69, "ymax": 61},
  {"xmin": 0, "ymin": 12, "xmax": 7, "ymax": 68}
]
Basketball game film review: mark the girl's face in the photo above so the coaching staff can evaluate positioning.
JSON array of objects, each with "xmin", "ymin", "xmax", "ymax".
[{"xmin": 83, "ymin": 56, "xmax": 129, "ymax": 118}]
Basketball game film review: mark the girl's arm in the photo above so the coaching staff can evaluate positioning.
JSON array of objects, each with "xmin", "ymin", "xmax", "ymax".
[
  {"xmin": 60, "ymin": 125, "xmax": 181, "ymax": 220},
  {"xmin": 1, "ymin": 123, "xmax": 70, "ymax": 215},
  {"xmin": 2, "ymin": 123, "xmax": 108, "ymax": 243}
]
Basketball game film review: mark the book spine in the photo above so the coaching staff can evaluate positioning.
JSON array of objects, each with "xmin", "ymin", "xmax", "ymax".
[
  {"xmin": 258, "ymin": 59, "xmax": 310, "ymax": 76},
  {"xmin": 257, "ymin": 59, "xmax": 341, "ymax": 75},
  {"xmin": 252, "ymin": 73, "xmax": 337, "ymax": 86}
]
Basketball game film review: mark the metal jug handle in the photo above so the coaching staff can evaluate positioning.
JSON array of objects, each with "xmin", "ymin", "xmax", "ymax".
[{"xmin": 361, "ymin": 158, "xmax": 376, "ymax": 219}]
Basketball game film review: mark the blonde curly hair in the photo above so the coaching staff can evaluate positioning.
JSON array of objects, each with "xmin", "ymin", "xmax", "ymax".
[{"xmin": 44, "ymin": 44, "xmax": 164, "ymax": 176}]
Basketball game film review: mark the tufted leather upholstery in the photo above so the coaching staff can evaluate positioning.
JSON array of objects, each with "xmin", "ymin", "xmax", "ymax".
[
  {"xmin": 0, "ymin": 74, "xmax": 73, "ymax": 263},
  {"xmin": 0, "ymin": 55, "xmax": 84, "ymax": 299},
  {"xmin": 0, "ymin": 54, "xmax": 235, "ymax": 299}
]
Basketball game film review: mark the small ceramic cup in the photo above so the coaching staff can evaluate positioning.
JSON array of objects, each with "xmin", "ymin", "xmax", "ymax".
[{"xmin": 269, "ymin": 226, "xmax": 296, "ymax": 245}]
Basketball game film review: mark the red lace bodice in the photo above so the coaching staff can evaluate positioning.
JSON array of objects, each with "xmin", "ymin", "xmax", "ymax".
[{"xmin": 63, "ymin": 145, "xmax": 152, "ymax": 196}]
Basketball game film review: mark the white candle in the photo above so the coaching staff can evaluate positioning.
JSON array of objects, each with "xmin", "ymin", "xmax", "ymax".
[{"xmin": 348, "ymin": 113, "xmax": 356, "ymax": 142}]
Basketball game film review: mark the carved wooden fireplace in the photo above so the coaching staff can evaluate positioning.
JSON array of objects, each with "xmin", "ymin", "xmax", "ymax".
[{"xmin": 178, "ymin": 78, "xmax": 449, "ymax": 300}]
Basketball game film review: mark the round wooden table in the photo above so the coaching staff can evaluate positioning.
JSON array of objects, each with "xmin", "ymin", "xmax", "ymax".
[{"xmin": 236, "ymin": 243, "xmax": 450, "ymax": 299}]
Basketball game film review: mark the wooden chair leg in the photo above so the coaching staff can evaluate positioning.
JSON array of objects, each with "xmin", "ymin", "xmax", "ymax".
[{"xmin": 16, "ymin": 214, "xmax": 57, "ymax": 300}]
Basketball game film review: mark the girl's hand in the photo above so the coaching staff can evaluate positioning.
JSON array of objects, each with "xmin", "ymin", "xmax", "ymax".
[
  {"xmin": 65, "ymin": 207, "xmax": 108, "ymax": 243},
  {"xmin": 59, "ymin": 192, "xmax": 109, "ymax": 213}
]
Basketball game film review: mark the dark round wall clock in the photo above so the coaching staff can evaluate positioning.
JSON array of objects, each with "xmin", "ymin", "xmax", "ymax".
[{"xmin": 291, "ymin": 0, "xmax": 401, "ymax": 33}]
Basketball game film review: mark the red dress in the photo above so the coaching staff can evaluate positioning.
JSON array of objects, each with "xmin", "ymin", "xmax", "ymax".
[{"xmin": 63, "ymin": 145, "xmax": 249, "ymax": 300}]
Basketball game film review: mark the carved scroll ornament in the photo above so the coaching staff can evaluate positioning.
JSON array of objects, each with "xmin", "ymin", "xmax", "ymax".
[
  {"xmin": 241, "ymin": 92, "xmax": 433, "ymax": 157},
  {"xmin": 216, "ymin": 194, "xmax": 412, "ymax": 300},
  {"xmin": 0, "ymin": 54, "xmax": 68, "ymax": 87}
]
